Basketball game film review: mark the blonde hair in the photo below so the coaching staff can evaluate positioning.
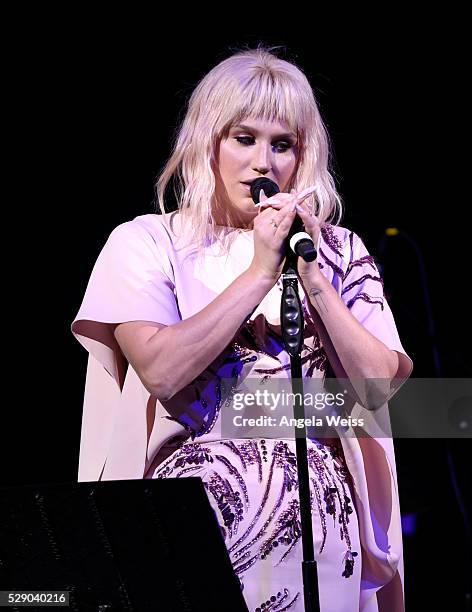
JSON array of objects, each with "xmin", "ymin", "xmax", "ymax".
[{"xmin": 155, "ymin": 45, "xmax": 343, "ymax": 253}]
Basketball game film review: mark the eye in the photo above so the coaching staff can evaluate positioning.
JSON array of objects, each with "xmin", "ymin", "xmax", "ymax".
[
  {"xmin": 234, "ymin": 136, "xmax": 254, "ymax": 145},
  {"xmin": 273, "ymin": 141, "xmax": 292, "ymax": 153},
  {"xmin": 234, "ymin": 136, "xmax": 293, "ymax": 152}
]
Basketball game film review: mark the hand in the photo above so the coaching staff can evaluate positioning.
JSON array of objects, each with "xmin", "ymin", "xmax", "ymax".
[
  {"xmin": 290, "ymin": 192, "xmax": 324, "ymax": 285},
  {"xmin": 249, "ymin": 186, "xmax": 321, "ymax": 284},
  {"xmin": 249, "ymin": 188, "xmax": 297, "ymax": 283}
]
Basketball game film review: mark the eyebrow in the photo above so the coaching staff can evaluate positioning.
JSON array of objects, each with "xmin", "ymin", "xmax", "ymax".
[{"xmin": 232, "ymin": 124, "xmax": 297, "ymax": 140}]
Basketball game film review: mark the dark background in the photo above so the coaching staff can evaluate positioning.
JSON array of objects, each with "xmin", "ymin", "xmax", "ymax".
[{"xmin": 4, "ymin": 12, "xmax": 471, "ymax": 610}]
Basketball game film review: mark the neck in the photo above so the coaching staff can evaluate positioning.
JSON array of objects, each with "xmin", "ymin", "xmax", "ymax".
[{"xmin": 212, "ymin": 204, "xmax": 256, "ymax": 230}]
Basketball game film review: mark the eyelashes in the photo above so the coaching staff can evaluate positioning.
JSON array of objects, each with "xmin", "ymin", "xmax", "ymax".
[{"xmin": 234, "ymin": 136, "xmax": 293, "ymax": 152}]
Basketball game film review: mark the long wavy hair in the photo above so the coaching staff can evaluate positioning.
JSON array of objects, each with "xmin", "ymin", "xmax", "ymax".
[{"xmin": 155, "ymin": 46, "xmax": 343, "ymax": 254}]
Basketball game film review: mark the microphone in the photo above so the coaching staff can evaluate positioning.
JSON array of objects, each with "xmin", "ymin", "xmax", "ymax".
[{"xmin": 250, "ymin": 177, "xmax": 317, "ymax": 262}]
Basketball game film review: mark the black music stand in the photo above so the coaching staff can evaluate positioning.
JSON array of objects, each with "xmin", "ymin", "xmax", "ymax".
[{"xmin": 0, "ymin": 478, "xmax": 249, "ymax": 611}]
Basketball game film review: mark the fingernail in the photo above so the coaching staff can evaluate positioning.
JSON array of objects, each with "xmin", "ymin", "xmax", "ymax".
[
  {"xmin": 299, "ymin": 186, "xmax": 317, "ymax": 197},
  {"xmin": 260, "ymin": 188, "xmax": 266, "ymax": 201},
  {"xmin": 295, "ymin": 204, "xmax": 303, "ymax": 212}
]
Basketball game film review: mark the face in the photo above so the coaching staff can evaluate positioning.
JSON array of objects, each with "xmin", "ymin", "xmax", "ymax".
[{"xmin": 214, "ymin": 117, "xmax": 299, "ymax": 227}]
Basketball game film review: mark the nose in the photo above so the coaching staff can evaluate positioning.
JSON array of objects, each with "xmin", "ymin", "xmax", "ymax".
[{"xmin": 252, "ymin": 142, "xmax": 272, "ymax": 175}]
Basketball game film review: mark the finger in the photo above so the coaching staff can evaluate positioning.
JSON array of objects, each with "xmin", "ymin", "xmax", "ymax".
[
  {"xmin": 274, "ymin": 206, "xmax": 297, "ymax": 237},
  {"xmin": 296, "ymin": 185, "xmax": 317, "ymax": 200},
  {"xmin": 296, "ymin": 198, "xmax": 317, "ymax": 214},
  {"xmin": 270, "ymin": 202, "xmax": 296, "ymax": 229},
  {"xmin": 295, "ymin": 204, "xmax": 317, "ymax": 222},
  {"xmin": 256, "ymin": 194, "xmax": 297, "ymax": 212},
  {"xmin": 295, "ymin": 204, "xmax": 308, "ymax": 217},
  {"xmin": 296, "ymin": 193, "xmax": 316, "ymax": 208},
  {"xmin": 260, "ymin": 201, "xmax": 295, "ymax": 222},
  {"xmin": 260, "ymin": 204, "xmax": 292, "ymax": 236},
  {"xmin": 255, "ymin": 192, "xmax": 294, "ymax": 209},
  {"xmin": 255, "ymin": 198, "xmax": 283, "ymax": 210}
]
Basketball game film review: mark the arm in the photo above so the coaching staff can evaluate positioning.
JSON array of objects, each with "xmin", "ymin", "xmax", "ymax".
[
  {"xmin": 114, "ymin": 196, "xmax": 298, "ymax": 402},
  {"xmin": 292, "ymin": 204, "xmax": 400, "ymax": 385},
  {"xmin": 114, "ymin": 266, "xmax": 275, "ymax": 401},
  {"xmin": 301, "ymin": 272, "xmax": 399, "ymax": 381}
]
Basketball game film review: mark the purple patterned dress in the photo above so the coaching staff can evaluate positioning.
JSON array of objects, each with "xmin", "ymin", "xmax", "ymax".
[{"xmin": 153, "ymin": 437, "xmax": 360, "ymax": 611}]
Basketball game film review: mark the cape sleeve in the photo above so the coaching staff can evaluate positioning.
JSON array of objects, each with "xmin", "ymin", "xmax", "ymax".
[
  {"xmin": 72, "ymin": 218, "xmax": 181, "ymax": 388},
  {"xmin": 71, "ymin": 218, "xmax": 184, "ymax": 482},
  {"xmin": 339, "ymin": 231, "xmax": 413, "ymax": 611},
  {"xmin": 341, "ymin": 231, "xmax": 413, "ymax": 388}
]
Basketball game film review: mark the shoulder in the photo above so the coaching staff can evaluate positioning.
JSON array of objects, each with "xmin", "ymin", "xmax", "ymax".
[
  {"xmin": 94, "ymin": 212, "xmax": 189, "ymax": 281},
  {"xmin": 106, "ymin": 211, "xmax": 188, "ymax": 253},
  {"xmin": 108, "ymin": 212, "xmax": 176, "ymax": 240}
]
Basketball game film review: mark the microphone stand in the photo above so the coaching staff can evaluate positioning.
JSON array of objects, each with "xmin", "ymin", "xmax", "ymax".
[
  {"xmin": 249, "ymin": 177, "xmax": 321, "ymax": 610},
  {"xmin": 280, "ymin": 247, "xmax": 320, "ymax": 612}
]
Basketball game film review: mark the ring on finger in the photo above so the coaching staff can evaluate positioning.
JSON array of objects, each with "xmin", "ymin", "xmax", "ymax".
[{"xmin": 270, "ymin": 218, "xmax": 279, "ymax": 229}]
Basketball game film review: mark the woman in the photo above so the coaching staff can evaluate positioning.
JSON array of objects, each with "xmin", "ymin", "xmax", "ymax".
[{"xmin": 72, "ymin": 46, "xmax": 413, "ymax": 611}]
